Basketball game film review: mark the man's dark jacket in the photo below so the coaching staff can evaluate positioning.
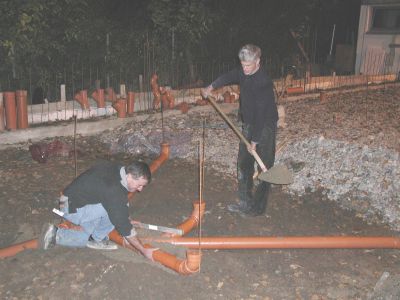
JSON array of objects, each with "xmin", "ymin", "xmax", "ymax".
[
  {"xmin": 211, "ymin": 66, "xmax": 278, "ymax": 143},
  {"xmin": 63, "ymin": 161, "xmax": 133, "ymax": 236}
]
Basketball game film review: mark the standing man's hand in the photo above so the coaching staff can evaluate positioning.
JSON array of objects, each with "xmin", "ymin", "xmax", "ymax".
[
  {"xmin": 201, "ymin": 85, "xmax": 213, "ymax": 99},
  {"xmin": 247, "ymin": 142, "xmax": 267, "ymax": 172},
  {"xmin": 247, "ymin": 141, "xmax": 257, "ymax": 155}
]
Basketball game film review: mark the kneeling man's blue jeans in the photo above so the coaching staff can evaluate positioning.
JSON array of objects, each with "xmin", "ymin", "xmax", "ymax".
[{"xmin": 56, "ymin": 201, "xmax": 115, "ymax": 248}]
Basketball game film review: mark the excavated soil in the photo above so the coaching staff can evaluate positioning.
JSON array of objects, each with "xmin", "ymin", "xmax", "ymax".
[{"xmin": 0, "ymin": 85, "xmax": 400, "ymax": 299}]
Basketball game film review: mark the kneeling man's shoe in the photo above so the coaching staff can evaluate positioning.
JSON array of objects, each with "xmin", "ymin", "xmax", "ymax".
[
  {"xmin": 87, "ymin": 237, "xmax": 118, "ymax": 250},
  {"xmin": 39, "ymin": 223, "xmax": 57, "ymax": 250}
]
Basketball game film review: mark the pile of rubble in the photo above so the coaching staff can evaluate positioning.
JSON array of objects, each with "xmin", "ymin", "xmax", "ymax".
[
  {"xmin": 102, "ymin": 86, "xmax": 400, "ymax": 230},
  {"xmin": 278, "ymin": 136, "xmax": 400, "ymax": 230}
]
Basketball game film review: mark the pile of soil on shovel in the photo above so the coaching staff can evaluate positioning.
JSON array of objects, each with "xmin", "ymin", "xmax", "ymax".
[{"xmin": 0, "ymin": 85, "xmax": 399, "ymax": 299}]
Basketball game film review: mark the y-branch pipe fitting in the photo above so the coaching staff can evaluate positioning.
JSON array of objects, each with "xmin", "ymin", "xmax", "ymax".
[
  {"xmin": 112, "ymin": 99, "xmax": 127, "ymax": 118},
  {"xmin": 74, "ymin": 90, "xmax": 90, "ymax": 110},
  {"xmin": 91, "ymin": 89, "xmax": 105, "ymax": 108}
]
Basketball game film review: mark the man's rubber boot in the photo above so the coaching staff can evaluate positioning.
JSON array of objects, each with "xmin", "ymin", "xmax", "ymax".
[{"xmin": 227, "ymin": 201, "xmax": 251, "ymax": 213}]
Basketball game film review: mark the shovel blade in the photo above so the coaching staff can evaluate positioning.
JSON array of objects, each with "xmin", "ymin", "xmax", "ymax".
[{"xmin": 258, "ymin": 164, "xmax": 293, "ymax": 185}]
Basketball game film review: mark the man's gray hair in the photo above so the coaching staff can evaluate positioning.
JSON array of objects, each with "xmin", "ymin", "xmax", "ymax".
[{"xmin": 238, "ymin": 44, "xmax": 261, "ymax": 62}]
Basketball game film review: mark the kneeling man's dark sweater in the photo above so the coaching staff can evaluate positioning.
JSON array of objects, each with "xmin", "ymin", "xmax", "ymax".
[{"xmin": 63, "ymin": 161, "xmax": 133, "ymax": 237}]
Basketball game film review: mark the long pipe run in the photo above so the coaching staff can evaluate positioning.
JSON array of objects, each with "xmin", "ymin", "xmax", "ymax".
[{"xmin": 151, "ymin": 236, "xmax": 400, "ymax": 249}]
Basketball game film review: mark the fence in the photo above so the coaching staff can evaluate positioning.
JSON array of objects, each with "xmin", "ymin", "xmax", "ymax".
[{"xmin": 0, "ymin": 51, "xmax": 399, "ymax": 130}]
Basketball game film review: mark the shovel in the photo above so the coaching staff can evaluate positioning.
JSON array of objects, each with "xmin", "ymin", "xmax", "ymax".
[{"xmin": 205, "ymin": 95, "xmax": 293, "ymax": 185}]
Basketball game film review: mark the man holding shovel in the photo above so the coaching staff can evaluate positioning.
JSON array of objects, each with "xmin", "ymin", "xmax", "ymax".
[{"xmin": 202, "ymin": 44, "xmax": 279, "ymax": 216}]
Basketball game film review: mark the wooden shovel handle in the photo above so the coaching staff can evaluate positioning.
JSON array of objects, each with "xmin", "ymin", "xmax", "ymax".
[{"xmin": 207, "ymin": 96, "xmax": 267, "ymax": 171}]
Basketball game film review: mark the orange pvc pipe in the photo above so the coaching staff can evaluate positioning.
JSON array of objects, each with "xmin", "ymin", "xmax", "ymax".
[
  {"xmin": 0, "ymin": 239, "xmax": 38, "ymax": 258},
  {"xmin": 152, "ymin": 236, "xmax": 400, "ymax": 249},
  {"xmin": 149, "ymin": 142, "xmax": 170, "ymax": 173},
  {"xmin": 74, "ymin": 90, "xmax": 89, "ymax": 109},
  {"xmin": 91, "ymin": 89, "xmax": 105, "ymax": 108},
  {"xmin": 105, "ymin": 87, "xmax": 117, "ymax": 102},
  {"xmin": 128, "ymin": 142, "xmax": 170, "ymax": 200},
  {"xmin": 4, "ymin": 91, "xmax": 17, "ymax": 130},
  {"xmin": 0, "ymin": 142, "xmax": 171, "ymax": 259},
  {"xmin": 109, "ymin": 141, "xmax": 201, "ymax": 274},
  {"xmin": 16, "ymin": 90, "xmax": 28, "ymax": 129},
  {"xmin": 0, "ymin": 105, "xmax": 5, "ymax": 132},
  {"xmin": 152, "ymin": 249, "xmax": 201, "ymax": 274},
  {"xmin": 108, "ymin": 230, "xmax": 201, "ymax": 274},
  {"xmin": 151, "ymin": 74, "xmax": 161, "ymax": 109},
  {"xmin": 175, "ymin": 200, "xmax": 205, "ymax": 236},
  {"xmin": 127, "ymin": 92, "xmax": 135, "ymax": 114},
  {"xmin": 112, "ymin": 99, "xmax": 127, "ymax": 118},
  {"xmin": 286, "ymin": 86, "xmax": 304, "ymax": 95}
]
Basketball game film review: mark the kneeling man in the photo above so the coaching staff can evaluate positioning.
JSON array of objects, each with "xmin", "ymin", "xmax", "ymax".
[{"xmin": 40, "ymin": 160, "xmax": 157, "ymax": 260}]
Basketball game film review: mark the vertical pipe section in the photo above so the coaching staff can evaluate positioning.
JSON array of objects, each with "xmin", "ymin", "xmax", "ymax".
[
  {"xmin": 127, "ymin": 91, "xmax": 135, "ymax": 114},
  {"xmin": 4, "ymin": 91, "xmax": 17, "ymax": 130},
  {"xmin": 16, "ymin": 90, "xmax": 28, "ymax": 129},
  {"xmin": 0, "ymin": 92, "xmax": 5, "ymax": 131}
]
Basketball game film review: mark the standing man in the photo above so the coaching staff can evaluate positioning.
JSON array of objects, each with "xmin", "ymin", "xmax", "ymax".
[
  {"xmin": 202, "ymin": 44, "xmax": 278, "ymax": 216},
  {"xmin": 39, "ymin": 160, "xmax": 157, "ymax": 260}
]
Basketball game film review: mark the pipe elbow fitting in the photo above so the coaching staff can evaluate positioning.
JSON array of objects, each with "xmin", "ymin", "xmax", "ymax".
[{"xmin": 175, "ymin": 200, "xmax": 206, "ymax": 236}]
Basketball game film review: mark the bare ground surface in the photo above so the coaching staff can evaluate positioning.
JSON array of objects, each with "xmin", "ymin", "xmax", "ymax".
[{"xmin": 0, "ymin": 86, "xmax": 400, "ymax": 299}]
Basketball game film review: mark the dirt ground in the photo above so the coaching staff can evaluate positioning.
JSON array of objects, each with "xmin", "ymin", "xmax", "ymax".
[
  {"xmin": 1, "ymin": 85, "xmax": 400, "ymax": 299},
  {"xmin": 0, "ymin": 136, "xmax": 399, "ymax": 300}
]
